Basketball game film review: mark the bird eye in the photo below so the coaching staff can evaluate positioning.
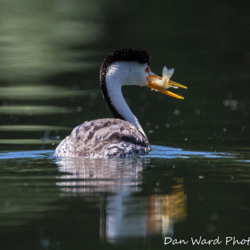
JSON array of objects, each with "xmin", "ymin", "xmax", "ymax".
[{"xmin": 145, "ymin": 66, "xmax": 149, "ymax": 73}]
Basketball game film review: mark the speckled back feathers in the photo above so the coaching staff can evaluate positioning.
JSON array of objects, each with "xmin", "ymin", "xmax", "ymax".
[{"xmin": 54, "ymin": 119, "xmax": 151, "ymax": 159}]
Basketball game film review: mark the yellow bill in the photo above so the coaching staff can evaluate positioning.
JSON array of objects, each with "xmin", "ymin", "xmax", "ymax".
[
  {"xmin": 168, "ymin": 80, "xmax": 187, "ymax": 89},
  {"xmin": 146, "ymin": 73, "xmax": 187, "ymax": 99}
]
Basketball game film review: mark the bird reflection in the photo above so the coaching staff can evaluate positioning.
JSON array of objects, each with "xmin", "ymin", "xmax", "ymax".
[
  {"xmin": 146, "ymin": 180, "xmax": 186, "ymax": 237},
  {"xmin": 56, "ymin": 157, "xmax": 144, "ymax": 195},
  {"xmin": 55, "ymin": 157, "xmax": 186, "ymax": 243}
]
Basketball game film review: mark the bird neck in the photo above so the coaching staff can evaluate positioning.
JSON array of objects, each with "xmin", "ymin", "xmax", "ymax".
[{"xmin": 101, "ymin": 66, "xmax": 146, "ymax": 138}]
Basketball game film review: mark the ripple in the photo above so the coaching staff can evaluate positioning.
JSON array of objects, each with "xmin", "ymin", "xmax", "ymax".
[
  {"xmin": 0, "ymin": 139, "xmax": 60, "ymax": 145},
  {"xmin": 0, "ymin": 85, "xmax": 95, "ymax": 100},
  {"xmin": 0, "ymin": 105, "xmax": 74, "ymax": 115},
  {"xmin": 147, "ymin": 145, "xmax": 232, "ymax": 159},
  {"xmin": 0, "ymin": 125, "xmax": 71, "ymax": 131},
  {"xmin": 0, "ymin": 146, "xmax": 235, "ymax": 160},
  {"xmin": 0, "ymin": 150, "xmax": 54, "ymax": 159}
]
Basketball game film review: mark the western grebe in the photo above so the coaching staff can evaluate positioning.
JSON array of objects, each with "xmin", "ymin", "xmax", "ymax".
[{"xmin": 54, "ymin": 49, "xmax": 186, "ymax": 158}]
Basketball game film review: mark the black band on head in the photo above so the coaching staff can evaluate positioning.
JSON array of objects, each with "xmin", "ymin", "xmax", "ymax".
[
  {"xmin": 100, "ymin": 49, "xmax": 150, "ymax": 120},
  {"xmin": 103, "ymin": 48, "xmax": 150, "ymax": 68}
]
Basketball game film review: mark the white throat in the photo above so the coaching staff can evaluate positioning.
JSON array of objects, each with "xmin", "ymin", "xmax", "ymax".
[{"xmin": 105, "ymin": 62, "xmax": 148, "ymax": 138}]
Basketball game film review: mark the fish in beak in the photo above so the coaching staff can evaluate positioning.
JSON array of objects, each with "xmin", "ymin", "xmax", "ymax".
[{"xmin": 146, "ymin": 66, "xmax": 187, "ymax": 99}]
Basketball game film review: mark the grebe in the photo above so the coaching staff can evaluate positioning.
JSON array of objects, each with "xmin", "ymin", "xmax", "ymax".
[{"xmin": 54, "ymin": 49, "xmax": 186, "ymax": 158}]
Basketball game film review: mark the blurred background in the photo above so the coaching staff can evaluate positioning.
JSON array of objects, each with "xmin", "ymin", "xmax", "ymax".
[
  {"xmin": 0, "ymin": 0, "xmax": 249, "ymax": 152},
  {"xmin": 0, "ymin": 1, "xmax": 250, "ymax": 249}
]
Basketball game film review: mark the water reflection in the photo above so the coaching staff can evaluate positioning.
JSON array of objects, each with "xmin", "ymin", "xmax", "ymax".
[
  {"xmin": 0, "ymin": 0, "xmax": 101, "ymax": 82},
  {"xmin": 56, "ymin": 157, "xmax": 187, "ymax": 243},
  {"xmin": 0, "ymin": 105, "xmax": 74, "ymax": 115},
  {"xmin": 0, "ymin": 1, "xmax": 103, "ymax": 151},
  {"xmin": 0, "ymin": 85, "xmax": 94, "ymax": 100},
  {"xmin": 56, "ymin": 158, "xmax": 145, "ymax": 195},
  {"xmin": 1, "ymin": 149, "xmax": 249, "ymax": 249},
  {"xmin": 102, "ymin": 182, "xmax": 186, "ymax": 243},
  {"xmin": 146, "ymin": 183, "xmax": 186, "ymax": 236},
  {"xmin": 150, "ymin": 145, "xmax": 232, "ymax": 158},
  {"xmin": 0, "ymin": 125, "xmax": 71, "ymax": 131}
]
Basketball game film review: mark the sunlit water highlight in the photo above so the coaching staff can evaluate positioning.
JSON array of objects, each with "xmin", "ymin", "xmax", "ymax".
[{"xmin": 0, "ymin": 145, "xmax": 234, "ymax": 160}]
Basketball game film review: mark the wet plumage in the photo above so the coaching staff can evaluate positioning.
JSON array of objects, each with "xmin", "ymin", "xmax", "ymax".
[{"xmin": 54, "ymin": 118, "xmax": 150, "ymax": 158}]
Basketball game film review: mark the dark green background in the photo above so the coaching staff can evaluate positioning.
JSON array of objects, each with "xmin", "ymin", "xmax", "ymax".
[{"xmin": 0, "ymin": 0, "xmax": 249, "ymax": 249}]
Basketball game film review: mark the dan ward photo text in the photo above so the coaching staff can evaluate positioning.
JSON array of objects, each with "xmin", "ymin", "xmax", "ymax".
[{"xmin": 164, "ymin": 236, "xmax": 250, "ymax": 246}]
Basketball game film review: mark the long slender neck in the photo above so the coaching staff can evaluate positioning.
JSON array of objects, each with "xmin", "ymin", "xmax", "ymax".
[{"xmin": 100, "ymin": 63, "xmax": 146, "ymax": 137}]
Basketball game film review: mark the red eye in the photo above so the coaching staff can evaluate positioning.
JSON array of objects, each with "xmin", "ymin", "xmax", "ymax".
[{"xmin": 145, "ymin": 66, "xmax": 149, "ymax": 73}]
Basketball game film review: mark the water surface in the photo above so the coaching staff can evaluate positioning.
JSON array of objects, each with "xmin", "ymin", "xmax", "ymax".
[{"xmin": 0, "ymin": 0, "xmax": 250, "ymax": 249}]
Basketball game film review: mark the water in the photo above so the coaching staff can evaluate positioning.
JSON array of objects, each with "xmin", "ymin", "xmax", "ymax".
[
  {"xmin": 1, "ymin": 148, "xmax": 249, "ymax": 249},
  {"xmin": 0, "ymin": 0, "xmax": 250, "ymax": 249}
]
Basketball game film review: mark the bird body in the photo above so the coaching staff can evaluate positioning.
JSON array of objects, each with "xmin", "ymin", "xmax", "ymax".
[
  {"xmin": 54, "ymin": 118, "xmax": 150, "ymax": 159},
  {"xmin": 54, "ymin": 49, "xmax": 186, "ymax": 158}
]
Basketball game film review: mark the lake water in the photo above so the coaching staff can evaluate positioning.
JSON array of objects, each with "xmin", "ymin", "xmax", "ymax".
[{"xmin": 0, "ymin": 1, "xmax": 249, "ymax": 249}]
